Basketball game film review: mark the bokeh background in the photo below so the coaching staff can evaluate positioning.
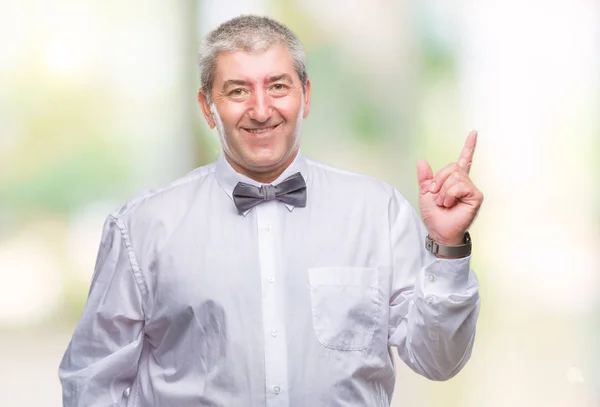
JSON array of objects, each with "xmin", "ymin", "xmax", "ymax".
[{"xmin": 1, "ymin": 0, "xmax": 598, "ymax": 406}]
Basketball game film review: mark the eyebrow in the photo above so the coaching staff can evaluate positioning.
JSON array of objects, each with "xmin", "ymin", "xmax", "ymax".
[
  {"xmin": 221, "ymin": 79, "xmax": 250, "ymax": 92},
  {"xmin": 267, "ymin": 74, "xmax": 294, "ymax": 84},
  {"xmin": 220, "ymin": 74, "xmax": 295, "ymax": 92}
]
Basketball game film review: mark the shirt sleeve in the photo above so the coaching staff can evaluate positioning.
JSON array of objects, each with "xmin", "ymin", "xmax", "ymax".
[
  {"xmin": 59, "ymin": 215, "xmax": 146, "ymax": 406},
  {"xmin": 387, "ymin": 192, "xmax": 480, "ymax": 381}
]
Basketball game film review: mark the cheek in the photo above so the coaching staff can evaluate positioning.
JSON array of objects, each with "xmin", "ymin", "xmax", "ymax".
[
  {"xmin": 219, "ymin": 103, "xmax": 247, "ymax": 129},
  {"xmin": 274, "ymin": 99, "xmax": 302, "ymax": 122}
]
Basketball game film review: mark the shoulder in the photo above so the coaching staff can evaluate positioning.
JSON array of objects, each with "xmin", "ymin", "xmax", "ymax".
[
  {"xmin": 305, "ymin": 156, "xmax": 407, "ymax": 202},
  {"xmin": 110, "ymin": 161, "xmax": 217, "ymax": 222},
  {"xmin": 304, "ymin": 156, "xmax": 417, "ymax": 230}
]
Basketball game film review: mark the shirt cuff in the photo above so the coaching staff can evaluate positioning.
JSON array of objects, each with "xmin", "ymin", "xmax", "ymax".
[{"xmin": 423, "ymin": 255, "xmax": 472, "ymax": 293}]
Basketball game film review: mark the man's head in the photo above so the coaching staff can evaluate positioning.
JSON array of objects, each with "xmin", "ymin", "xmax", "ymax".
[{"xmin": 197, "ymin": 15, "xmax": 311, "ymax": 182}]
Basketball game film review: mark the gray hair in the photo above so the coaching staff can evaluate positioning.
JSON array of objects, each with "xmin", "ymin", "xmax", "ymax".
[{"xmin": 198, "ymin": 15, "xmax": 308, "ymax": 104}]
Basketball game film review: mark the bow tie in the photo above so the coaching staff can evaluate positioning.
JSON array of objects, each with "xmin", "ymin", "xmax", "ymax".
[{"xmin": 232, "ymin": 172, "xmax": 307, "ymax": 215}]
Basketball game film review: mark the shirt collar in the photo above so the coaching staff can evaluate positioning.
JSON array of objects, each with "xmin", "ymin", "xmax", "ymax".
[{"xmin": 215, "ymin": 149, "xmax": 309, "ymax": 216}]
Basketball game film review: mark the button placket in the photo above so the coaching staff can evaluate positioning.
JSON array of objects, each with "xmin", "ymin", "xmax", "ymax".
[{"xmin": 256, "ymin": 201, "xmax": 288, "ymax": 406}]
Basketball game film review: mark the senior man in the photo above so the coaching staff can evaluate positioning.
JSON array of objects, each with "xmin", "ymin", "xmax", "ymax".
[{"xmin": 59, "ymin": 15, "xmax": 483, "ymax": 407}]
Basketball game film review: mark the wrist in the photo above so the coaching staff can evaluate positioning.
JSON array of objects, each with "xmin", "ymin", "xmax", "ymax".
[
  {"xmin": 427, "ymin": 233, "xmax": 464, "ymax": 247},
  {"xmin": 425, "ymin": 232, "xmax": 472, "ymax": 259}
]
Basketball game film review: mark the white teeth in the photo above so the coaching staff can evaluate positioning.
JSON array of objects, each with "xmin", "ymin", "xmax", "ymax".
[{"xmin": 246, "ymin": 126, "xmax": 275, "ymax": 134}]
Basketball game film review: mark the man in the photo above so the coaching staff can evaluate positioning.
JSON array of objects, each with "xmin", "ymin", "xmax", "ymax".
[{"xmin": 59, "ymin": 15, "xmax": 483, "ymax": 407}]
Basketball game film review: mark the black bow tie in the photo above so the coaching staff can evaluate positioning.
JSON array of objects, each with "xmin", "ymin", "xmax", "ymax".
[{"xmin": 232, "ymin": 172, "xmax": 307, "ymax": 215}]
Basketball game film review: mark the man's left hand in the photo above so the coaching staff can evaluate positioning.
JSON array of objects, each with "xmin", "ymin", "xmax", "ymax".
[{"xmin": 416, "ymin": 130, "xmax": 484, "ymax": 246}]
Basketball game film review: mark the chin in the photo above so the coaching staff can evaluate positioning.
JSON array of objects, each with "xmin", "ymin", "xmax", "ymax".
[
  {"xmin": 246, "ymin": 146, "xmax": 290, "ymax": 168},
  {"xmin": 246, "ymin": 155, "xmax": 283, "ymax": 170}
]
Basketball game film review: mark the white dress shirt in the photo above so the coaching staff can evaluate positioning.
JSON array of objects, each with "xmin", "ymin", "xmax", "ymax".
[{"xmin": 59, "ymin": 150, "xmax": 480, "ymax": 407}]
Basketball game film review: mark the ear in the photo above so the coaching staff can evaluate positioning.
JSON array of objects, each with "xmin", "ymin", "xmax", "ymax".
[
  {"xmin": 302, "ymin": 78, "xmax": 311, "ymax": 119},
  {"xmin": 197, "ymin": 89, "xmax": 216, "ymax": 128}
]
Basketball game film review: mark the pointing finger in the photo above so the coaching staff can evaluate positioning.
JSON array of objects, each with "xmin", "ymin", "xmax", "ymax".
[{"xmin": 457, "ymin": 130, "xmax": 478, "ymax": 173}]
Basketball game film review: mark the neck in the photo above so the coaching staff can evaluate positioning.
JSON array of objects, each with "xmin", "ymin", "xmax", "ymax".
[{"xmin": 225, "ymin": 149, "xmax": 299, "ymax": 184}]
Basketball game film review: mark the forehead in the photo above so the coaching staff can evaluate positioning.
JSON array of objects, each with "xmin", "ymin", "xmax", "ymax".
[{"xmin": 213, "ymin": 43, "xmax": 299, "ymax": 85}]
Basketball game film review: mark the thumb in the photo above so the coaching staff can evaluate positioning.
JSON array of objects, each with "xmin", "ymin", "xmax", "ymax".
[{"xmin": 416, "ymin": 159, "xmax": 434, "ymax": 194}]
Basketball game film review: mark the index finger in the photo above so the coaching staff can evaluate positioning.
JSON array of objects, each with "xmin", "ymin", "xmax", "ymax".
[{"xmin": 457, "ymin": 130, "xmax": 478, "ymax": 173}]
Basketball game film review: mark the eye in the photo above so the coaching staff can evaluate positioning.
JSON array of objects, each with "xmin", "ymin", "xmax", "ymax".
[
  {"xmin": 270, "ymin": 83, "xmax": 290, "ymax": 94},
  {"xmin": 228, "ymin": 88, "xmax": 248, "ymax": 98}
]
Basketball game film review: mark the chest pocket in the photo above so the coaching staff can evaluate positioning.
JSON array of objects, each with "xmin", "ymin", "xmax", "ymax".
[{"xmin": 308, "ymin": 267, "xmax": 381, "ymax": 351}]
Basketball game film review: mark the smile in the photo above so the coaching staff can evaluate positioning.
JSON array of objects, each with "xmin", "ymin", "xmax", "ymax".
[{"xmin": 243, "ymin": 123, "xmax": 281, "ymax": 135}]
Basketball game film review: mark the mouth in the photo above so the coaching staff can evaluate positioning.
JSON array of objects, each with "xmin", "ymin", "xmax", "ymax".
[{"xmin": 242, "ymin": 123, "xmax": 282, "ymax": 136}]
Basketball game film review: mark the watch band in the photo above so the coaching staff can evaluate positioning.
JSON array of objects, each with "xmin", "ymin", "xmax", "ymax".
[{"xmin": 425, "ymin": 232, "xmax": 472, "ymax": 258}]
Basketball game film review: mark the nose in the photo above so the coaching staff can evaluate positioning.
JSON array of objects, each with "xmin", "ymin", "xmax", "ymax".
[{"xmin": 248, "ymin": 91, "xmax": 272, "ymax": 123}]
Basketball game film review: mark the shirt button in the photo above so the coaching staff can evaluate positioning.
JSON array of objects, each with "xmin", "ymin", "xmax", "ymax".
[
  {"xmin": 428, "ymin": 274, "xmax": 435, "ymax": 282},
  {"xmin": 265, "ymin": 224, "xmax": 272, "ymax": 231},
  {"xmin": 427, "ymin": 295, "xmax": 436, "ymax": 304},
  {"xmin": 273, "ymin": 385, "xmax": 281, "ymax": 394},
  {"xmin": 268, "ymin": 276, "xmax": 275, "ymax": 283},
  {"xmin": 271, "ymin": 329, "xmax": 278, "ymax": 337}
]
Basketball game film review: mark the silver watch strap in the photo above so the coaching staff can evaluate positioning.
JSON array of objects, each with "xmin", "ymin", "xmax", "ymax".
[{"xmin": 425, "ymin": 232, "xmax": 472, "ymax": 258}]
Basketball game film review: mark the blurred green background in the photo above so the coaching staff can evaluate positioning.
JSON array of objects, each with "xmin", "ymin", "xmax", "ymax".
[{"xmin": 1, "ymin": 1, "xmax": 598, "ymax": 406}]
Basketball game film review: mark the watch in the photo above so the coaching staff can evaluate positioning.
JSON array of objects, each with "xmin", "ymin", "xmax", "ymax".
[{"xmin": 425, "ymin": 232, "xmax": 472, "ymax": 258}]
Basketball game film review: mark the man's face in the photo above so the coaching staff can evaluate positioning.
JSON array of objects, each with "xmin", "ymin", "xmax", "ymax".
[{"xmin": 198, "ymin": 43, "xmax": 311, "ymax": 177}]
